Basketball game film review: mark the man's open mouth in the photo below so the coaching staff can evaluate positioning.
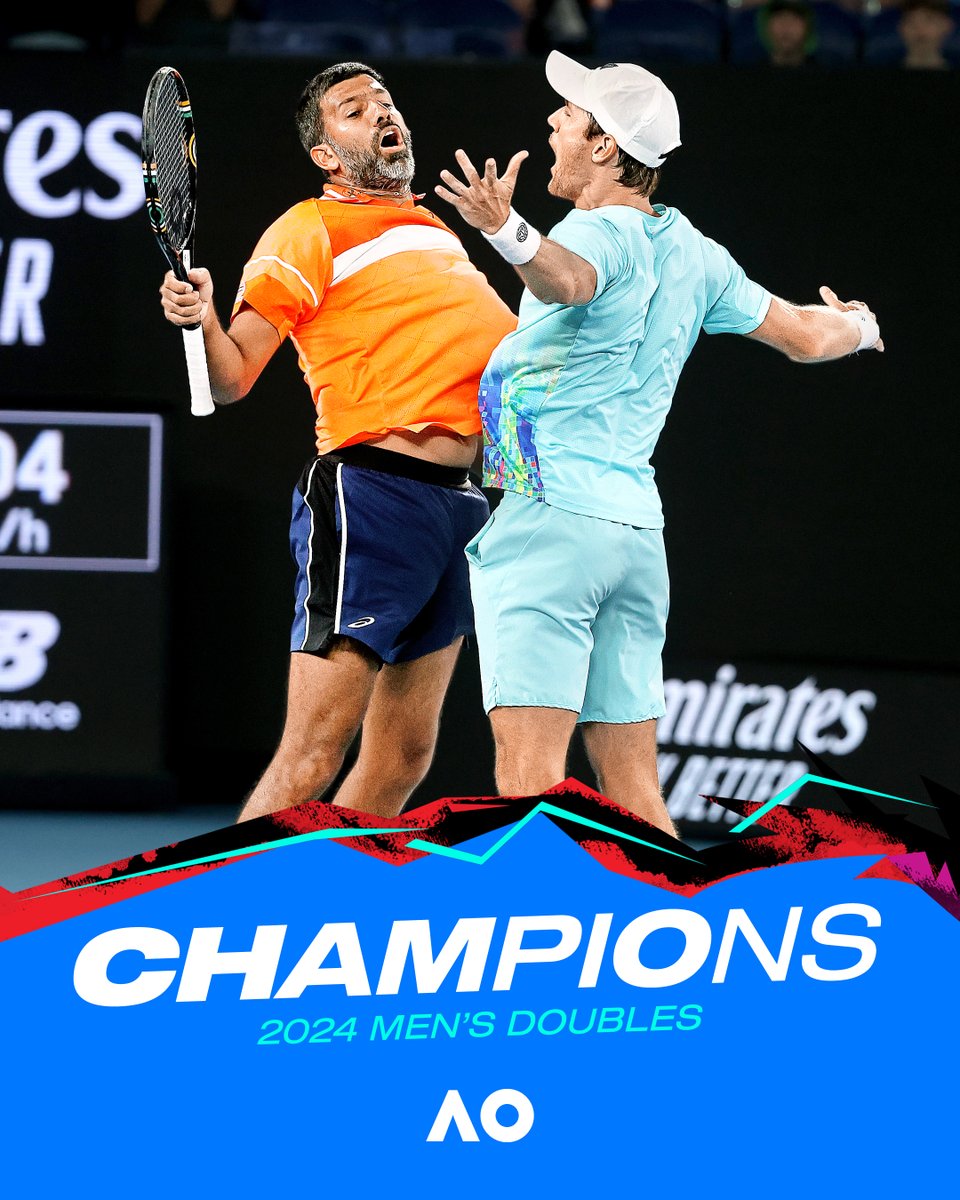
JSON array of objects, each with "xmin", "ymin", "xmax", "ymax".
[{"xmin": 379, "ymin": 127, "xmax": 403, "ymax": 150}]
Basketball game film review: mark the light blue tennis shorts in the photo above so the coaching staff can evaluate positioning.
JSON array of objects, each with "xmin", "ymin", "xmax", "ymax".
[{"xmin": 465, "ymin": 491, "xmax": 669, "ymax": 723}]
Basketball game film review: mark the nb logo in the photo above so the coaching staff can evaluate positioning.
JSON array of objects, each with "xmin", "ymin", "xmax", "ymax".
[
  {"xmin": 426, "ymin": 1089, "xmax": 534, "ymax": 1143},
  {"xmin": 346, "ymin": 616, "xmax": 376, "ymax": 628},
  {"xmin": 0, "ymin": 610, "xmax": 60, "ymax": 691}
]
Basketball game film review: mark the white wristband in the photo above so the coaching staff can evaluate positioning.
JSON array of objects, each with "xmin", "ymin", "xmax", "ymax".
[
  {"xmin": 842, "ymin": 308, "xmax": 880, "ymax": 352},
  {"xmin": 482, "ymin": 208, "xmax": 542, "ymax": 265}
]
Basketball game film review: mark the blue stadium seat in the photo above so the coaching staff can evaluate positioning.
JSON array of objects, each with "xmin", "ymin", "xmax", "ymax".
[
  {"xmin": 593, "ymin": 0, "xmax": 724, "ymax": 66},
  {"xmin": 228, "ymin": 0, "xmax": 394, "ymax": 57},
  {"xmin": 727, "ymin": 2, "xmax": 862, "ymax": 66},
  {"xmin": 395, "ymin": 0, "xmax": 525, "ymax": 59}
]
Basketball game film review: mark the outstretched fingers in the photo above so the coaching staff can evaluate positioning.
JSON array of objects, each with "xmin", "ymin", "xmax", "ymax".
[
  {"xmin": 435, "ymin": 147, "xmax": 527, "ymax": 233},
  {"xmin": 454, "ymin": 148, "xmax": 482, "ymax": 185},
  {"xmin": 434, "ymin": 182, "xmax": 461, "ymax": 205},
  {"xmin": 502, "ymin": 150, "xmax": 529, "ymax": 185},
  {"xmin": 438, "ymin": 168, "xmax": 468, "ymax": 196}
]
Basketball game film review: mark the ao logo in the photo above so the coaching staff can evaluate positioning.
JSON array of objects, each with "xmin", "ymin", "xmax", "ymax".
[
  {"xmin": 0, "ymin": 610, "xmax": 59, "ymax": 691},
  {"xmin": 426, "ymin": 1089, "xmax": 534, "ymax": 1143}
]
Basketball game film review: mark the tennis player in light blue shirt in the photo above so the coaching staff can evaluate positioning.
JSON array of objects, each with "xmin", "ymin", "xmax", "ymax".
[
  {"xmin": 480, "ymin": 203, "xmax": 770, "ymax": 527},
  {"xmin": 437, "ymin": 51, "xmax": 883, "ymax": 836}
]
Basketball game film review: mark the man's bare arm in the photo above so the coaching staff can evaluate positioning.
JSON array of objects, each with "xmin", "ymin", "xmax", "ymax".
[
  {"xmin": 511, "ymin": 237, "xmax": 597, "ymax": 306},
  {"xmin": 747, "ymin": 287, "xmax": 883, "ymax": 363},
  {"xmin": 159, "ymin": 268, "xmax": 281, "ymax": 403},
  {"xmin": 434, "ymin": 150, "xmax": 883, "ymax": 350},
  {"xmin": 435, "ymin": 149, "xmax": 598, "ymax": 306}
]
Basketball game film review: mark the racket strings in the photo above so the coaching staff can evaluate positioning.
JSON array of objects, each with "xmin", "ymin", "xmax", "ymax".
[{"xmin": 150, "ymin": 75, "xmax": 194, "ymax": 253}]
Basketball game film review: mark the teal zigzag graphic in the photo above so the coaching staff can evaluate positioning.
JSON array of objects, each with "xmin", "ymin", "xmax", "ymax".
[
  {"xmin": 405, "ymin": 801, "xmax": 700, "ymax": 864},
  {"xmin": 729, "ymin": 773, "xmax": 933, "ymax": 833},
  {"xmin": 25, "ymin": 826, "xmax": 418, "ymax": 900}
]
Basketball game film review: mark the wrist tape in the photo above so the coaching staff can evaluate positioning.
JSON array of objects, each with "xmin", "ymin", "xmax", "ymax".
[
  {"xmin": 843, "ymin": 308, "xmax": 880, "ymax": 352},
  {"xmin": 482, "ymin": 208, "xmax": 542, "ymax": 265}
]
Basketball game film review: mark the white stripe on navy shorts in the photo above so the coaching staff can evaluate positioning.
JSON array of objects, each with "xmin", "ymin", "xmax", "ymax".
[{"xmin": 290, "ymin": 445, "xmax": 489, "ymax": 665}]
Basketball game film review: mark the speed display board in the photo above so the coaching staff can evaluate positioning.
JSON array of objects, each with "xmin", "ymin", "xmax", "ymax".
[
  {"xmin": 0, "ymin": 410, "xmax": 166, "ymax": 790},
  {"xmin": 0, "ymin": 411, "xmax": 161, "ymax": 569}
]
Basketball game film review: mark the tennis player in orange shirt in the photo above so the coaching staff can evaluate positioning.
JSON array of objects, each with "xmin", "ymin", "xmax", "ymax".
[{"xmin": 159, "ymin": 62, "xmax": 516, "ymax": 821}]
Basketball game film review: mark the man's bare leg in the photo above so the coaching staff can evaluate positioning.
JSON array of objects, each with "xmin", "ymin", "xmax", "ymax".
[
  {"xmin": 333, "ymin": 639, "xmax": 463, "ymax": 818},
  {"xmin": 237, "ymin": 640, "xmax": 379, "ymax": 822},
  {"xmin": 488, "ymin": 706, "xmax": 579, "ymax": 796},
  {"xmin": 581, "ymin": 718, "xmax": 677, "ymax": 836}
]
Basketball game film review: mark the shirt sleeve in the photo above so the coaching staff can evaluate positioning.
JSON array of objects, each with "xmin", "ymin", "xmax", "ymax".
[
  {"xmin": 547, "ymin": 209, "xmax": 631, "ymax": 300},
  {"xmin": 230, "ymin": 202, "xmax": 333, "ymax": 340},
  {"xmin": 700, "ymin": 236, "xmax": 772, "ymax": 336}
]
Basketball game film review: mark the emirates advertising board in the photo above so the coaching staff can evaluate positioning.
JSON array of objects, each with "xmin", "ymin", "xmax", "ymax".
[{"xmin": 658, "ymin": 659, "xmax": 959, "ymax": 835}]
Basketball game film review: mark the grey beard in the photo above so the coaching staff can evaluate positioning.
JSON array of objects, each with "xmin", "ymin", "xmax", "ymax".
[{"xmin": 328, "ymin": 132, "xmax": 415, "ymax": 191}]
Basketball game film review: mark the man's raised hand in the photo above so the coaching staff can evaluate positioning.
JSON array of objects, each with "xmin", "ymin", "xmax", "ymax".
[
  {"xmin": 820, "ymin": 284, "xmax": 884, "ymax": 352},
  {"xmin": 435, "ymin": 148, "xmax": 529, "ymax": 234}
]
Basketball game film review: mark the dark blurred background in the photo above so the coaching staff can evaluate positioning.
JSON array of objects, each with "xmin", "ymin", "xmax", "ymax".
[{"xmin": 1, "ymin": 0, "xmax": 958, "ymax": 884}]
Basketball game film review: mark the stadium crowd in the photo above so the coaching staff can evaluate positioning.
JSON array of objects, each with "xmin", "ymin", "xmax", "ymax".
[{"xmin": 1, "ymin": 0, "xmax": 956, "ymax": 67}]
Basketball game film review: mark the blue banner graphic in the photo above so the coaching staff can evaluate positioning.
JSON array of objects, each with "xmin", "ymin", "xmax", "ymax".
[{"xmin": 1, "ymin": 782, "xmax": 957, "ymax": 1196}]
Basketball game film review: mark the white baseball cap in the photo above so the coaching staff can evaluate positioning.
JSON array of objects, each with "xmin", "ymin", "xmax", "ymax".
[{"xmin": 545, "ymin": 50, "xmax": 681, "ymax": 169}]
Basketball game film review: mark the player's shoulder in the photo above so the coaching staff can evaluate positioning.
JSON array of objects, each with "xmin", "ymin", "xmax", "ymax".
[
  {"xmin": 654, "ymin": 208, "xmax": 733, "ymax": 265},
  {"xmin": 560, "ymin": 203, "xmax": 665, "ymax": 236},
  {"xmin": 271, "ymin": 197, "xmax": 331, "ymax": 229},
  {"xmin": 560, "ymin": 205, "xmax": 660, "ymax": 260},
  {"xmin": 255, "ymin": 198, "xmax": 333, "ymax": 252},
  {"xmin": 665, "ymin": 206, "xmax": 719, "ymax": 246},
  {"xmin": 552, "ymin": 204, "xmax": 622, "ymax": 242},
  {"xmin": 258, "ymin": 198, "xmax": 322, "ymax": 231}
]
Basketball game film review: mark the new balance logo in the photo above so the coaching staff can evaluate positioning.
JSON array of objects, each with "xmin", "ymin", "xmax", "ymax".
[
  {"xmin": 346, "ymin": 616, "xmax": 376, "ymax": 628},
  {"xmin": 0, "ymin": 610, "xmax": 60, "ymax": 691}
]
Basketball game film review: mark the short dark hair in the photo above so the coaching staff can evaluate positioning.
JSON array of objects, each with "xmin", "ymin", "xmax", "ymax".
[
  {"xmin": 584, "ymin": 114, "xmax": 662, "ymax": 198},
  {"xmin": 295, "ymin": 62, "xmax": 386, "ymax": 162}
]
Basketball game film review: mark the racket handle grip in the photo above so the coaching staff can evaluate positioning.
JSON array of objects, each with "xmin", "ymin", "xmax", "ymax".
[
  {"xmin": 181, "ymin": 324, "xmax": 215, "ymax": 417},
  {"xmin": 177, "ymin": 249, "xmax": 215, "ymax": 417}
]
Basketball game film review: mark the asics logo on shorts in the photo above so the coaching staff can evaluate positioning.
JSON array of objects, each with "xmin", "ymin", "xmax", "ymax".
[{"xmin": 346, "ymin": 616, "xmax": 376, "ymax": 628}]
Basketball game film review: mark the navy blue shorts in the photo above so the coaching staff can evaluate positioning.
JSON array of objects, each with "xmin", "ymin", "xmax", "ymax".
[{"xmin": 289, "ymin": 444, "xmax": 489, "ymax": 665}]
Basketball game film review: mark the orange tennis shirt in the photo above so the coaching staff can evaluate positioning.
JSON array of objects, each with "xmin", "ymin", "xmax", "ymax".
[{"xmin": 230, "ymin": 185, "xmax": 517, "ymax": 454}]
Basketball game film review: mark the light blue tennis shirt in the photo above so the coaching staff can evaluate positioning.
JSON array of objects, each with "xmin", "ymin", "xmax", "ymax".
[{"xmin": 479, "ymin": 204, "xmax": 772, "ymax": 527}]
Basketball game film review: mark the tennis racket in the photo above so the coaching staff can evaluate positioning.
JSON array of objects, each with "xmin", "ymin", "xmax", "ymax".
[{"xmin": 141, "ymin": 66, "xmax": 215, "ymax": 417}]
